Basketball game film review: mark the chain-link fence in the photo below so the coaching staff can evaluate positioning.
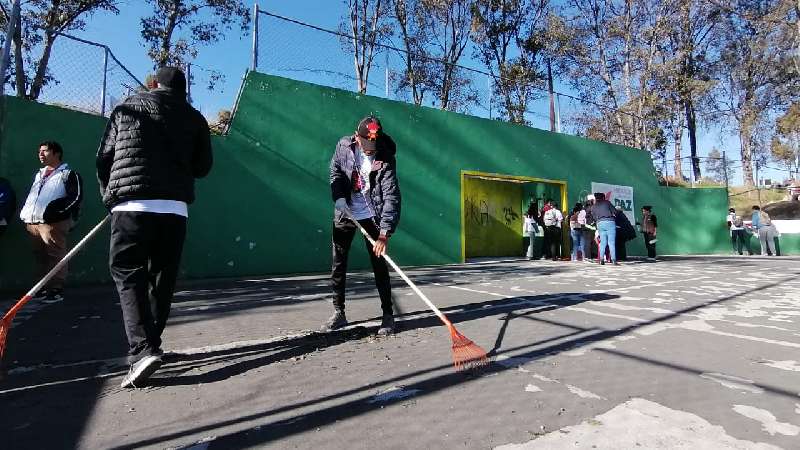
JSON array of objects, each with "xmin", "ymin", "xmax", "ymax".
[
  {"xmin": 254, "ymin": 8, "xmax": 604, "ymax": 134},
  {"xmin": 1, "ymin": 31, "xmax": 143, "ymax": 117}
]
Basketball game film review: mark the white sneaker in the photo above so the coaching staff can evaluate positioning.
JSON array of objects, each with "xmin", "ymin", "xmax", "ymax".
[{"xmin": 120, "ymin": 355, "xmax": 163, "ymax": 388}]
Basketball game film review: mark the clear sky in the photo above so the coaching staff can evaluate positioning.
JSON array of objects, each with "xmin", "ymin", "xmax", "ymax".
[{"xmin": 66, "ymin": 0, "xmax": 784, "ymax": 186}]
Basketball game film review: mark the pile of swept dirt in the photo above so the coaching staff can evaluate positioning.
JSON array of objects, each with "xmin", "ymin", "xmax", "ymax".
[{"xmin": 763, "ymin": 201, "xmax": 800, "ymax": 220}]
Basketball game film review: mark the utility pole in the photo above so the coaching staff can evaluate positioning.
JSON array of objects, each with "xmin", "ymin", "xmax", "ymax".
[
  {"xmin": 755, "ymin": 161, "xmax": 762, "ymax": 206},
  {"xmin": 547, "ymin": 58, "xmax": 555, "ymax": 132},
  {"xmin": 722, "ymin": 151, "xmax": 729, "ymax": 192}
]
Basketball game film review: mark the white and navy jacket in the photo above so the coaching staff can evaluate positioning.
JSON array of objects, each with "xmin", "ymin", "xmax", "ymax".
[{"xmin": 19, "ymin": 163, "xmax": 83, "ymax": 224}]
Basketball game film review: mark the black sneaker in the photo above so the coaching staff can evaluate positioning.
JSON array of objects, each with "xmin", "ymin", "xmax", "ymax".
[
  {"xmin": 377, "ymin": 314, "xmax": 395, "ymax": 336},
  {"xmin": 321, "ymin": 310, "xmax": 347, "ymax": 332},
  {"xmin": 120, "ymin": 355, "xmax": 163, "ymax": 388}
]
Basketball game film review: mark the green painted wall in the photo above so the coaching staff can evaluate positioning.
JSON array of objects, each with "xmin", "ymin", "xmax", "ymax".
[
  {"xmin": 0, "ymin": 96, "xmax": 110, "ymax": 290},
  {"xmin": 523, "ymin": 182, "xmax": 562, "ymax": 212},
  {"xmin": 2, "ymin": 72, "xmax": 791, "ymax": 291},
  {"xmin": 463, "ymin": 177, "xmax": 523, "ymax": 257}
]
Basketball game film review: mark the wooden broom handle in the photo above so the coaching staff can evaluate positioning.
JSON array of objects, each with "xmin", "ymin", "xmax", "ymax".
[{"xmin": 346, "ymin": 213, "xmax": 451, "ymax": 327}]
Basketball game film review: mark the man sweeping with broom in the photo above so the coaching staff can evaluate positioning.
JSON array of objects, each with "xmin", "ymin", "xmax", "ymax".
[
  {"xmin": 97, "ymin": 67, "xmax": 213, "ymax": 388},
  {"xmin": 324, "ymin": 116, "xmax": 401, "ymax": 336}
]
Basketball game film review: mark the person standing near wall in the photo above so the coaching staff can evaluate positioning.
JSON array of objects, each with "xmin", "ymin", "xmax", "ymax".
[
  {"xmin": 0, "ymin": 177, "xmax": 16, "ymax": 237},
  {"xmin": 582, "ymin": 195, "xmax": 596, "ymax": 263},
  {"xmin": 19, "ymin": 141, "xmax": 83, "ymax": 301},
  {"xmin": 614, "ymin": 206, "xmax": 636, "ymax": 261},
  {"xmin": 576, "ymin": 200, "xmax": 590, "ymax": 260},
  {"xmin": 641, "ymin": 205, "xmax": 658, "ymax": 261},
  {"xmin": 727, "ymin": 208, "xmax": 751, "ymax": 255},
  {"xmin": 569, "ymin": 203, "xmax": 585, "ymax": 261},
  {"xmin": 325, "ymin": 116, "xmax": 401, "ymax": 336},
  {"xmin": 751, "ymin": 205, "xmax": 777, "ymax": 256},
  {"xmin": 97, "ymin": 67, "xmax": 213, "ymax": 388},
  {"xmin": 590, "ymin": 193, "xmax": 617, "ymax": 265},
  {"xmin": 524, "ymin": 202, "xmax": 540, "ymax": 260},
  {"xmin": 543, "ymin": 201, "xmax": 564, "ymax": 261}
]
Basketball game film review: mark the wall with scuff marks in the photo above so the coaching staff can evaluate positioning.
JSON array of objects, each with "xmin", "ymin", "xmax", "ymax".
[
  {"xmin": 463, "ymin": 177, "xmax": 523, "ymax": 257},
  {"xmin": 2, "ymin": 72, "xmax": 788, "ymax": 290}
]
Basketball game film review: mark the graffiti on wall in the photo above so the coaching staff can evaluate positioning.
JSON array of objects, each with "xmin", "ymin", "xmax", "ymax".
[
  {"xmin": 465, "ymin": 196, "xmax": 490, "ymax": 226},
  {"xmin": 502, "ymin": 206, "xmax": 519, "ymax": 225},
  {"xmin": 466, "ymin": 195, "xmax": 519, "ymax": 227}
]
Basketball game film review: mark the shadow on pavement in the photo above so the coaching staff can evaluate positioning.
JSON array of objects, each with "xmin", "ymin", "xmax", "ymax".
[{"xmin": 117, "ymin": 275, "xmax": 799, "ymax": 449}]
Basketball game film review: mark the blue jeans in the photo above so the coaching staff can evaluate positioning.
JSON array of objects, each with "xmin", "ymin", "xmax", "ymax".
[
  {"xmin": 570, "ymin": 229, "xmax": 584, "ymax": 260},
  {"xmin": 597, "ymin": 220, "xmax": 617, "ymax": 262}
]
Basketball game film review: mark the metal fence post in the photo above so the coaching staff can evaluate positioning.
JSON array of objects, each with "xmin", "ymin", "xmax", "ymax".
[
  {"xmin": 186, "ymin": 62, "xmax": 192, "ymax": 104},
  {"xmin": 487, "ymin": 76, "xmax": 492, "ymax": 119},
  {"xmin": 555, "ymin": 93, "xmax": 562, "ymax": 133},
  {"xmin": 0, "ymin": 0, "xmax": 22, "ymax": 96},
  {"xmin": 252, "ymin": 2, "xmax": 260, "ymax": 71},
  {"xmin": 100, "ymin": 47, "xmax": 109, "ymax": 116},
  {"xmin": 384, "ymin": 51, "xmax": 389, "ymax": 98}
]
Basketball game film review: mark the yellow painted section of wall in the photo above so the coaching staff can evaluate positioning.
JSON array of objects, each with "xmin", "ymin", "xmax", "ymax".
[{"xmin": 464, "ymin": 177, "xmax": 523, "ymax": 257}]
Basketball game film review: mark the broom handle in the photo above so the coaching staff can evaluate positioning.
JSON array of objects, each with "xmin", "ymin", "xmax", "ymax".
[
  {"xmin": 15, "ymin": 215, "xmax": 110, "ymax": 308},
  {"xmin": 347, "ymin": 213, "xmax": 452, "ymax": 327}
]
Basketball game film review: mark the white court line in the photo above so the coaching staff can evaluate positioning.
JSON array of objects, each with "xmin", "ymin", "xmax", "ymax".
[
  {"xmin": 435, "ymin": 282, "xmax": 800, "ymax": 350},
  {"xmin": 614, "ymin": 276, "xmax": 711, "ymax": 293},
  {"xmin": 0, "ymin": 369, "xmax": 129, "ymax": 394},
  {"xmin": 564, "ymin": 307, "xmax": 649, "ymax": 323}
]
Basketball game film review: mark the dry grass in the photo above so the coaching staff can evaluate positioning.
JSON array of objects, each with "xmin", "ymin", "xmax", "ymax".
[{"xmin": 728, "ymin": 186, "xmax": 788, "ymax": 217}]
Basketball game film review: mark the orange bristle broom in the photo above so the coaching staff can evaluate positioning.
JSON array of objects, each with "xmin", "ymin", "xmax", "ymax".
[
  {"xmin": 349, "ymin": 216, "xmax": 489, "ymax": 371},
  {"xmin": 0, "ymin": 216, "xmax": 110, "ymax": 360}
]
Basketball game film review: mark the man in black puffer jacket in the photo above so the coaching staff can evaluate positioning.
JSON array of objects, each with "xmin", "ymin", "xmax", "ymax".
[
  {"xmin": 96, "ymin": 67, "xmax": 212, "ymax": 388},
  {"xmin": 325, "ymin": 116, "xmax": 401, "ymax": 336}
]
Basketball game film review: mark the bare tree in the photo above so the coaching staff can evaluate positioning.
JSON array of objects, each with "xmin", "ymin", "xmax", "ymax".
[
  {"xmin": 391, "ymin": 0, "xmax": 432, "ymax": 105},
  {"xmin": 712, "ymin": 0, "xmax": 791, "ymax": 186},
  {"xmin": 140, "ymin": 0, "xmax": 249, "ymax": 69},
  {"xmin": 0, "ymin": 0, "xmax": 119, "ymax": 100},
  {"xmin": 705, "ymin": 147, "xmax": 734, "ymax": 184},
  {"xmin": 390, "ymin": 0, "xmax": 478, "ymax": 111},
  {"xmin": 672, "ymin": 0, "xmax": 721, "ymax": 181},
  {"xmin": 341, "ymin": 0, "xmax": 392, "ymax": 94},
  {"xmin": 556, "ymin": 0, "xmax": 671, "ymax": 150},
  {"xmin": 423, "ymin": 0, "xmax": 477, "ymax": 111},
  {"xmin": 771, "ymin": 102, "xmax": 800, "ymax": 178},
  {"xmin": 209, "ymin": 108, "xmax": 231, "ymax": 135},
  {"xmin": 471, "ymin": 0, "xmax": 550, "ymax": 124}
]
